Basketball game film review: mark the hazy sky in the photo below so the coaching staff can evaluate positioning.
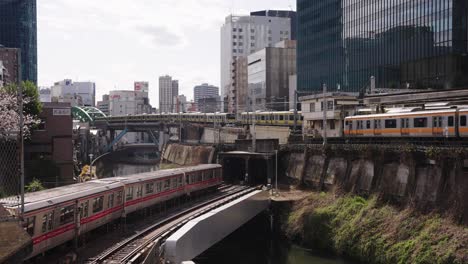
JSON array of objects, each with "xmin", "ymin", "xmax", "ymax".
[{"xmin": 37, "ymin": 0, "xmax": 296, "ymax": 105}]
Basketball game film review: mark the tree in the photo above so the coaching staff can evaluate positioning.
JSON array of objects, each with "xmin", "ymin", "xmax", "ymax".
[
  {"xmin": 2, "ymin": 81, "xmax": 42, "ymax": 116},
  {"xmin": 25, "ymin": 178, "xmax": 46, "ymax": 193},
  {"xmin": 0, "ymin": 88, "xmax": 40, "ymax": 139}
]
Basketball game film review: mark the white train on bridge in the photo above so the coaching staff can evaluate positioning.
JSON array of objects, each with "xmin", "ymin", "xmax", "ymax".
[{"xmin": 1, "ymin": 164, "xmax": 222, "ymax": 259}]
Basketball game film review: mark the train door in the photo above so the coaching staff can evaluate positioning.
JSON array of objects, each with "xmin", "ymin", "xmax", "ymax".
[
  {"xmin": 373, "ymin": 119, "xmax": 382, "ymax": 136},
  {"xmin": 432, "ymin": 116, "xmax": 443, "ymax": 135},
  {"xmin": 401, "ymin": 118, "xmax": 410, "ymax": 136}
]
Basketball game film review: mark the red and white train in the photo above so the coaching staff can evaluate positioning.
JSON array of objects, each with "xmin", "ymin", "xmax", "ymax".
[{"xmin": 1, "ymin": 164, "xmax": 223, "ymax": 259}]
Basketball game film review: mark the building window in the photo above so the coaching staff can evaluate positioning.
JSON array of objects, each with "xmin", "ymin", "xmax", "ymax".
[
  {"xmin": 233, "ymin": 28, "xmax": 237, "ymax": 32},
  {"xmin": 250, "ymin": 29, "xmax": 255, "ymax": 33},
  {"xmin": 251, "ymin": 36, "xmax": 255, "ymax": 40},
  {"xmin": 330, "ymin": 121, "xmax": 336, "ymax": 130},
  {"xmin": 238, "ymin": 42, "xmax": 243, "ymax": 46},
  {"xmin": 232, "ymin": 49, "xmax": 237, "ymax": 53},
  {"xmin": 239, "ymin": 35, "xmax": 243, "ymax": 39},
  {"xmin": 239, "ymin": 28, "xmax": 243, "ymax": 32},
  {"xmin": 233, "ymin": 42, "xmax": 237, "ymax": 46},
  {"xmin": 251, "ymin": 43, "xmax": 255, "ymax": 47},
  {"xmin": 309, "ymin": 103, "xmax": 315, "ymax": 112}
]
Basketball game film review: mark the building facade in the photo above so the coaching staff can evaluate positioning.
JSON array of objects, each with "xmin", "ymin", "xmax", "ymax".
[
  {"xmin": 0, "ymin": 0, "xmax": 37, "ymax": 83},
  {"xmin": 51, "ymin": 79, "xmax": 96, "ymax": 107},
  {"xmin": 39, "ymin": 87, "xmax": 51, "ymax": 102},
  {"xmin": 247, "ymin": 40, "xmax": 296, "ymax": 111},
  {"xmin": 221, "ymin": 13, "xmax": 292, "ymax": 113},
  {"xmin": 159, "ymin": 75, "xmax": 179, "ymax": 113},
  {"xmin": 250, "ymin": 10, "xmax": 297, "ymax": 40},
  {"xmin": 96, "ymin": 94, "xmax": 110, "ymax": 116},
  {"xmin": 297, "ymin": 0, "xmax": 468, "ymax": 93},
  {"xmin": 25, "ymin": 102, "xmax": 74, "ymax": 186},
  {"xmin": 194, "ymin": 83, "xmax": 220, "ymax": 112},
  {"xmin": 0, "ymin": 47, "xmax": 20, "ymax": 84}
]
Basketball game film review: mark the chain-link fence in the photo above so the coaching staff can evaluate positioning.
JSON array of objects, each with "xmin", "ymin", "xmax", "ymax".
[
  {"xmin": 0, "ymin": 86, "xmax": 23, "ymax": 221},
  {"xmin": 0, "ymin": 136, "xmax": 21, "ymax": 221}
]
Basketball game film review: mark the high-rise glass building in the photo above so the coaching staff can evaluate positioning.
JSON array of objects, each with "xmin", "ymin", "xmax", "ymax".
[
  {"xmin": 297, "ymin": 0, "xmax": 468, "ymax": 92},
  {"xmin": 0, "ymin": 0, "xmax": 37, "ymax": 84}
]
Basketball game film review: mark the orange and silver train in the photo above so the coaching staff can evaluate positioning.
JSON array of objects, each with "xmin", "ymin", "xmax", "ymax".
[
  {"xmin": 1, "ymin": 164, "xmax": 222, "ymax": 259},
  {"xmin": 344, "ymin": 108, "xmax": 468, "ymax": 138}
]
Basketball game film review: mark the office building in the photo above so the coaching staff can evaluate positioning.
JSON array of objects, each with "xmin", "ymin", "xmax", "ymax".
[
  {"xmin": 0, "ymin": 47, "xmax": 20, "ymax": 84},
  {"xmin": 25, "ymin": 102, "xmax": 73, "ymax": 186},
  {"xmin": 134, "ymin": 81, "xmax": 151, "ymax": 114},
  {"xmin": 247, "ymin": 40, "xmax": 296, "ymax": 111},
  {"xmin": 159, "ymin": 75, "xmax": 179, "ymax": 113},
  {"xmin": 297, "ymin": 0, "xmax": 468, "ymax": 93},
  {"xmin": 221, "ymin": 13, "xmax": 292, "ymax": 112},
  {"xmin": 0, "ymin": 0, "xmax": 37, "ymax": 83},
  {"xmin": 97, "ymin": 94, "xmax": 110, "ymax": 116},
  {"xmin": 194, "ymin": 83, "xmax": 220, "ymax": 112},
  {"xmin": 250, "ymin": 10, "xmax": 297, "ymax": 40},
  {"xmin": 39, "ymin": 87, "xmax": 51, "ymax": 103},
  {"xmin": 51, "ymin": 79, "xmax": 96, "ymax": 107}
]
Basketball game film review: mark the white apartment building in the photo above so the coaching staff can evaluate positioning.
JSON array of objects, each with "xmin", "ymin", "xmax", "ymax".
[
  {"xmin": 221, "ymin": 14, "xmax": 291, "ymax": 113},
  {"xmin": 39, "ymin": 87, "xmax": 52, "ymax": 103},
  {"xmin": 51, "ymin": 79, "xmax": 96, "ymax": 107},
  {"xmin": 159, "ymin": 75, "xmax": 178, "ymax": 113},
  {"xmin": 109, "ymin": 90, "xmax": 136, "ymax": 116}
]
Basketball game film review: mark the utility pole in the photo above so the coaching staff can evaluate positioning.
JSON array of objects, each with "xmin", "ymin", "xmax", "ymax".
[
  {"xmin": 293, "ymin": 90, "xmax": 298, "ymax": 132},
  {"xmin": 19, "ymin": 81, "xmax": 24, "ymax": 218},
  {"xmin": 322, "ymin": 83, "xmax": 328, "ymax": 146},
  {"xmin": 252, "ymin": 92, "xmax": 256, "ymax": 153}
]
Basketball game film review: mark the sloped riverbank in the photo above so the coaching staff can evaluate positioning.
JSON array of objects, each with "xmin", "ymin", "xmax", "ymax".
[{"xmin": 281, "ymin": 191, "xmax": 468, "ymax": 264}]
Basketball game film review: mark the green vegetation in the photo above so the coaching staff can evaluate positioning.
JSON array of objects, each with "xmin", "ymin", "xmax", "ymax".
[
  {"xmin": 25, "ymin": 178, "xmax": 46, "ymax": 193},
  {"xmin": 160, "ymin": 163, "xmax": 183, "ymax": 170},
  {"xmin": 2, "ymin": 81, "xmax": 42, "ymax": 116},
  {"xmin": 285, "ymin": 192, "xmax": 468, "ymax": 264}
]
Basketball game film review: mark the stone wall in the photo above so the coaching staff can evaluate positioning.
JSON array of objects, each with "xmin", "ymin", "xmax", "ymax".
[{"xmin": 283, "ymin": 145, "xmax": 468, "ymax": 223}]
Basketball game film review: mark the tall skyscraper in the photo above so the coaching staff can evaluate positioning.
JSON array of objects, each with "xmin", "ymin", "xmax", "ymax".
[
  {"xmin": 297, "ymin": 0, "xmax": 468, "ymax": 93},
  {"xmin": 221, "ymin": 13, "xmax": 292, "ymax": 113},
  {"xmin": 0, "ymin": 0, "xmax": 37, "ymax": 83},
  {"xmin": 159, "ymin": 75, "xmax": 179, "ymax": 113}
]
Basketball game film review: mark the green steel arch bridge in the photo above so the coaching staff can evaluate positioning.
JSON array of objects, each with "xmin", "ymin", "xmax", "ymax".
[{"xmin": 71, "ymin": 106, "xmax": 107, "ymax": 124}]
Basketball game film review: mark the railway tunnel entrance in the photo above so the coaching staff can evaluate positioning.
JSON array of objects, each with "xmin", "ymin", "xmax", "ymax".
[{"xmin": 219, "ymin": 152, "xmax": 275, "ymax": 186}]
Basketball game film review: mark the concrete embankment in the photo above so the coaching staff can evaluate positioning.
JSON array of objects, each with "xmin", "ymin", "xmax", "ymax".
[
  {"xmin": 161, "ymin": 143, "xmax": 216, "ymax": 166},
  {"xmin": 283, "ymin": 144, "xmax": 468, "ymax": 222}
]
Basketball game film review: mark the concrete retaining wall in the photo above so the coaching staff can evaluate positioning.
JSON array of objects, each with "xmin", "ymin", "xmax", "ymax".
[
  {"xmin": 283, "ymin": 145, "xmax": 468, "ymax": 223},
  {"xmin": 162, "ymin": 144, "xmax": 215, "ymax": 165}
]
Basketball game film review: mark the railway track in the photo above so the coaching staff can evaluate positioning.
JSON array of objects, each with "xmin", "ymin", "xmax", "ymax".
[{"xmin": 86, "ymin": 185, "xmax": 259, "ymax": 264}]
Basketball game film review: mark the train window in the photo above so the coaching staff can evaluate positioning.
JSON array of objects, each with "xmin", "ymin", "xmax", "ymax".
[
  {"xmin": 136, "ymin": 185, "xmax": 143, "ymax": 197},
  {"xmin": 178, "ymin": 176, "xmax": 183, "ymax": 187},
  {"xmin": 80, "ymin": 201, "xmax": 89, "ymax": 218},
  {"xmin": 60, "ymin": 205, "xmax": 75, "ymax": 225},
  {"xmin": 41, "ymin": 213, "xmax": 53, "ymax": 233},
  {"xmin": 279, "ymin": 115, "xmax": 284, "ymax": 121},
  {"xmin": 146, "ymin": 183, "xmax": 154, "ymax": 194},
  {"xmin": 261, "ymin": 115, "xmax": 265, "ymax": 121},
  {"xmin": 23, "ymin": 216, "xmax": 35, "ymax": 236},
  {"xmin": 164, "ymin": 179, "xmax": 170, "ymax": 190},
  {"xmin": 461, "ymin": 116, "xmax": 467, "ymax": 127},
  {"xmin": 93, "ymin": 196, "xmax": 104, "ymax": 213},
  {"xmin": 156, "ymin": 182, "xmax": 162, "ymax": 193},
  {"xmin": 290, "ymin": 115, "xmax": 294, "ymax": 121},
  {"xmin": 414, "ymin": 118, "xmax": 428, "ymax": 128},
  {"xmin": 126, "ymin": 187, "xmax": 134, "ymax": 201},
  {"xmin": 108, "ymin": 193, "xmax": 114, "ymax": 208},
  {"xmin": 117, "ymin": 191, "xmax": 123, "ymax": 204},
  {"xmin": 385, "ymin": 119, "xmax": 397, "ymax": 128},
  {"xmin": 448, "ymin": 116, "xmax": 454, "ymax": 127},
  {"xmin": 366, "ymin": 120, "xmax": 371, "ymax": 129},
  {"xmin": 186, "ymin": 175, "xmax": 190, "ymax": 184},
  {"xmin": 171, "ymin": 178, "xmax": 178, "ymax": 189}
]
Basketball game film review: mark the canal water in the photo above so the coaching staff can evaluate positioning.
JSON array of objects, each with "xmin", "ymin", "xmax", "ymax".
[{"xmin": 194, "ymin": 212, "xmax": 353, "ymax": 264}]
